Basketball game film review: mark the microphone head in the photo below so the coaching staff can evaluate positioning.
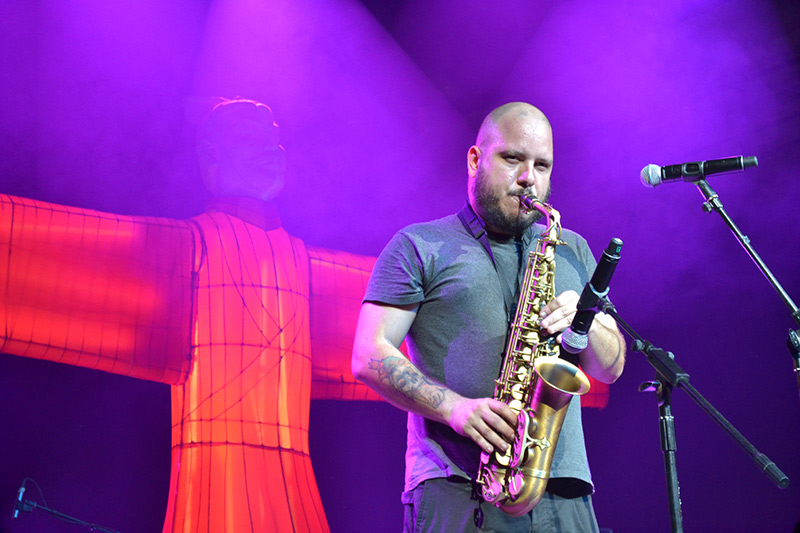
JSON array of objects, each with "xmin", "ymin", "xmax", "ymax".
[
  {"xmin": 561, "ymin": 328, "xmax": 589, "ymax": 354},
  {"xmin": 640, "ymin": 164, "xmax": 662, "ymax": 188}
]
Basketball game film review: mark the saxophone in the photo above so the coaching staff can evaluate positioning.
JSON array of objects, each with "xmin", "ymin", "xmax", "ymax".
[{"xmin": 476, "ymin": 195, "xmax": 591, "ymax": 516}]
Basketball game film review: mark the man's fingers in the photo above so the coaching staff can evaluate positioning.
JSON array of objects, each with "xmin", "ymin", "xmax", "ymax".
[
  {"xmin": 451, "ymin": 398, "xmax": 522, "ymax": 454},
  {"xmin": 470, "ymin": 422, "xmax": 510, "ymax": 455},
  {"xmin": 466, "ymin": 402, "xmax": 517, "ymax": 453},
  {"xmin": 467, "ymin": 428, "xmax": 496, "ymax": 455},
  {"xmin": 487, "ymin": 400, "xmax": 519, "ymax": 430},
  {"xmin": 540, "ymin": 290, "xmax": 580, "ymax": 334}
]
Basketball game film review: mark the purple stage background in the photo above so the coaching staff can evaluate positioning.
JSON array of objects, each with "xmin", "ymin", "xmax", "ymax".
[{"xmin": 2, "ymin": 1, "xmax": 799, "ymax": 531}]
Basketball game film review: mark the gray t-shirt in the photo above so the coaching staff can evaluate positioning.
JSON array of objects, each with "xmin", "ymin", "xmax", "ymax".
[{"xmin": 364, "ymin": 210, "xmax": 597, "ymax": 495}]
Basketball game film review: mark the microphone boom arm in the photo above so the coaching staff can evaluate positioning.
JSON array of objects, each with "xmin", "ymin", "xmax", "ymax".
[{"xmin": 693, "ymin": 178, "xmax": 800, "ymax": 399}]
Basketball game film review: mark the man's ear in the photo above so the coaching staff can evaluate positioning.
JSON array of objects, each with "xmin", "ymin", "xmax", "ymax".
[{"xmin": 467, "ymin": 145, "xmax": 481, "ymax": 178}]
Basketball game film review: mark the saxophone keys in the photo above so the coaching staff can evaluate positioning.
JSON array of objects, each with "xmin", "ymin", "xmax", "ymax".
[
  {"xmin": 510, "ymin": 409, "xmax": 536, "ymax": 469},
  {"xmin": 480, "ymin": 469, "xmax": 505, "ymax": 504},
  {"xmin": 507, "ymin": 469, "xmax": 526, "ymax": 498}
]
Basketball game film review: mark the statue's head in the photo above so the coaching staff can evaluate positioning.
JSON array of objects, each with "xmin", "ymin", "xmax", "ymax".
[{"xmin": 196, "ymin": 98, "xmax": 286, "ymax": 202}]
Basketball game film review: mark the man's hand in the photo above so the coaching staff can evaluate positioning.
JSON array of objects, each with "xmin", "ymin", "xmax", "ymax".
[
  {"xmin": 538, "ymin": 289, "xmax": 579, "ymax": 341},
  {"xmin": 447, "ymin": 397, "xmax": 518, "ymax": 455}
]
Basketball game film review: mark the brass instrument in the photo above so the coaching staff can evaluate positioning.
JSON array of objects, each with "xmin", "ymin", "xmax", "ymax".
[{"xmin": 476, "ymin": 195, "xmax": 591, "ymax": 516}]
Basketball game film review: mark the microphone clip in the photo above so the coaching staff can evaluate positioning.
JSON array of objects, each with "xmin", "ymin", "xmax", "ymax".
[{"xmin": 579, "ymin": 282, "xmax": 610, "ymax": 312}]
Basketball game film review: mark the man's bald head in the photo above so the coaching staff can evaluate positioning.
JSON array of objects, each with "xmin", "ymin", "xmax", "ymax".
[{"xmin": 475, "ymin": 102, "xmax": 551, "ymax": 150}]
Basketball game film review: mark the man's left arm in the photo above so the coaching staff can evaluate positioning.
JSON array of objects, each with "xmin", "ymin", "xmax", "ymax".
[
  {"xmin": 577, "ymin": 310, "xmax": 625, "ymax": 384},
  {"xmin": 539, "ymin": 290, "xmax": 626, "ymax": 384}
]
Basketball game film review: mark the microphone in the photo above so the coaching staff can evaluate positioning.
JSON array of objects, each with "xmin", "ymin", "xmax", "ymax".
[
  {"xmin": 561, "ymin": 238, "xmax": 623, "ymax": 354},
  {"xmin": 13, "ymin": 481, "xmax": 25, "ymax": 519},
  {"xmin": 640, "ymin": 155, "xmax": 758, "ymax": 188}
]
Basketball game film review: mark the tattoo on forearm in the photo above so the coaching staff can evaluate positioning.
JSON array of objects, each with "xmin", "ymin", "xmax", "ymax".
[{"xmin": 369, "ymin": 356, "xmax": 446, "ymax": 409}]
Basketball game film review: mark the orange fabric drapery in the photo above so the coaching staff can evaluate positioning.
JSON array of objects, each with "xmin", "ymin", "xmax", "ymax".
[{"xmin": 0, "ymin": 194, "xmax": 380, "ymax": 532}]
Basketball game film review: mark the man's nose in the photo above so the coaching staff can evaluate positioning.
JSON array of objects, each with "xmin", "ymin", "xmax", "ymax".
[{"xmin": 517, "ymin": 161, "xmax": 536, "ymax": 187}]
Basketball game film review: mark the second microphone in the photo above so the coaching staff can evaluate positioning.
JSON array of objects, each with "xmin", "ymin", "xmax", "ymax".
[{"xmin": 561, "ymin": 238, "xmax": 623, "ymax": 354}]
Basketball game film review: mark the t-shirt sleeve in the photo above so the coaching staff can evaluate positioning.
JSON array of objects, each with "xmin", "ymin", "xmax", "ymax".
[
  {"xmin": 363, "ymin": 229, "xmax": 426, "ymax": 306},
  {"xmin": 576, "ymin": 233, "xmax": 598, "ymax": 275}
]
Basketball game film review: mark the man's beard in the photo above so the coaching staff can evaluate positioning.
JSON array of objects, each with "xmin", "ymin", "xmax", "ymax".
[{"xmin": 472, "ymin": 167, "xmax": 552, "ymax": 236}]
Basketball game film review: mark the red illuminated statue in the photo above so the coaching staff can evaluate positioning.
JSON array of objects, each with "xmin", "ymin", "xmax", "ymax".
[{"xmin": 0, "ymin": 99, "xmax": 379, "ymax": 532}]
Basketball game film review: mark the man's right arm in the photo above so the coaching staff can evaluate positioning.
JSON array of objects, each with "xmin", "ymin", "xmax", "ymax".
[{"xmin": 351, "ymin": 301, "xmax": 517, "ymax": 455}]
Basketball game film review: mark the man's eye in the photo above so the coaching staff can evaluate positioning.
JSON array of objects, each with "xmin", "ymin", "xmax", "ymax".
[{"xmin": 504, "ymin": 155, "xmax": 520, "ymax": 162}]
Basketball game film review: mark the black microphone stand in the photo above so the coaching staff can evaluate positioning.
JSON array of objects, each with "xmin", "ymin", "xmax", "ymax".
[
  {"xmin": 693, "ymin": 178, "xmax": 800, "ymax": 401},
  {"xmin": 13, "ymin": 493, "xmax": 122, "ymax": 533},
  {"xmin": 599, "ymin": 297, "xmax": 789, "ymax": 533}
]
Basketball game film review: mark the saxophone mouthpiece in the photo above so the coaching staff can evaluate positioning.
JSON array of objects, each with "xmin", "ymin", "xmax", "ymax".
[{"xmin": 519, "ymin": 194, "xmax": 538, "ymax": 212}]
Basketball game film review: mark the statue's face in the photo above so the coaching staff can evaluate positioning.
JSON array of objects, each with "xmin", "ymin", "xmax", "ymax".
[{"xmin": 200, "ymin": 101, "xmax": 286, "ymax": 201}]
